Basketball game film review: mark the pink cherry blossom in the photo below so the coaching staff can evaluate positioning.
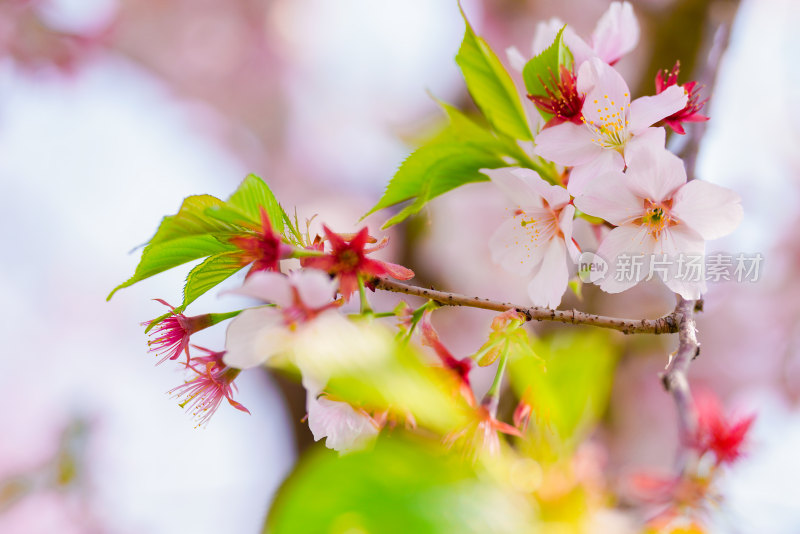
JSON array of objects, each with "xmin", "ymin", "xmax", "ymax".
[
  {"xmin": 506, "ymin": 2, "xmax": 639, "ymax": 72},
  {"xmin": 483, "ymin": 167, "xmax": 578, "ymax": 308},
  {"xmin": 169, "ymin": 346, "xmax": 250, "ymax": 427},
  {"xmin": 222, "ymin": 270, "xmax": 339, "ymax": 369},
  {"xmin": 143, "ymin": 299, "xmax": 213, "ymax": 365},
  {"xmin": 574, "ymin": 144, "xmax": 743, "ymax": 299},
  {"xmin": 306, "ymin": 387, "xmax": 380, "ymax": 453},
  {"xmin": 535, "ymin": 58, "xmax": 688, "ymax": 195},
  {"xmin": 655, "ymin": 61, "xmax": 710, "ymax": 135}
]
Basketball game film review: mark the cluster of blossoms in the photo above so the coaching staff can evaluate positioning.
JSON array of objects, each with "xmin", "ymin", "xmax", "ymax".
[
  {"xmin": 490, "ymin": 1, "xmax": 742, "ymax": 308},
  {"xmin": 142, "ymin": 221, "xmax": 414, "ymax": 448},
  {"xmin": 109, "ymin": 3, "xmax": 757, "ymax": 531}
]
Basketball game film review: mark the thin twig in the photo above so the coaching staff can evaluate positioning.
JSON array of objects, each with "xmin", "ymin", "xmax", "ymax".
[{"xmin": 375, "ymin": 278, "xmax": 679, "ymax": 335}]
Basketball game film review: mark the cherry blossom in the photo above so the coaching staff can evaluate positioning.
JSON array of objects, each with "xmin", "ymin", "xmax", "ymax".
[
  {"xmin": 306, "ymin": 387, "xmax": 380, "ymax": 453},
  {"xmin": 535, "ymin": 58, "xmax": 688, "ymax": 195},
  {"xmin": 229, "ymin": 206, "xmax": 293, "ymax": 277},
  {"xmin": 483, "ymin": 167, "xmax": 578, "ymax": 308},
  {"xmin": 302, "ymin": 226, "xmax": 414, "ymax": 301},
  {"xmin": 222, "ymin": 270, "xmax": 339, "ymax": 369},
  {"xmin": 693, "ymin": 391, "xmax": 755, "ymax": 465},
  {"xmin": 419, "ymin": 309, "xmax": 473, "ymax": 385},
  {"xmin": 574, "ymin": 143, "xmax": 743, "ymax": 299},
  {"xmin": 507, "ymin": 2, "xmax": 640, "ymax": 72},
  {"xmin": 169, "ymin": 346, "xmax": 250, "ymax": 427},
  {"xmin": 528, "ymin": 65, "xmax": 585, "ymax": 129},
  {"xmin": 655, "ymin": 61, "xmax": 710, "ymax": 135},
  {"xmin": 143, "ymin": 299, "xmax": 213, "ymax": 365}
]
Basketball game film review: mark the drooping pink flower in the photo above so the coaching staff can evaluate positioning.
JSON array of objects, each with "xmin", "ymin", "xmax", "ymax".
[
  {"xmin": 513, "ymin": 388, "xmax": 536, "ymax": 432},
  {"xmin": 419, "ymin": 309, "xmax": 473, "ymax": 385},
  {"xmin": 223, "ymin": 270, "xmax": 339, "ymax": 369},
  {"xmin": 229, "ymin": 206, "xmax": 293, "ymax": 277},
  {"xmin": 483, "ymin": 167, "xmax": 578, "ymax": 308},
  {"xmin": 693, "ymin": 391, "xmax": 755, "ymax": 466},
  {"xmin": 143, "ymin": 299, "xmax": 214, "ymax": 365},
  {"xmin": 445, "ymin": 404, "xmax": 522, "ymax": 460},
  {"xmin": 655, "ymin": 61, "xmax": 710, "ymax": 135},
  {"xmin": 169, "ymin": 346, "xmax": 250, "ymax": 427},
  {"xmin": 507, "ymin": 2, "xmax": 640, "ymax": 72},
  {"xmin": 302, "ymin": 226, "xmax": 414, "ymax": 301},
  {"xmin": 574, "ymin": 143, "xmax": 742, "ymax": 299},
  {"xmin": 535, "ymin": 58, "xmax": 688, "ymax": 195}
]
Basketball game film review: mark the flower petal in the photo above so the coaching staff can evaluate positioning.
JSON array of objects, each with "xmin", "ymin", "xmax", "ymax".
[
  {"xmin": 526, "ymin": 238, "xmax": 569, "ymax": 308},
  {"xmin": 671, "ymin": 180, "xmax": 743, "ymax": 240},
  {"xmin": 595, "ymin": 224, "xmax": 656, "ymax": 294},
  {"xmin": 306, "ymin": 392, "xmax": 379, "ymax": 453},
  {"xmin": 290, "ymin": 269, "xmax": 338, "ymax": 309},
  {"xmin": 578, "ymin": 58, "xmax": 631, "ymax": 125},
  {"xmin": 591, "ymin": 1, "xmax": 640, "ymax": 64},
  {"xmin": 223, "ymin": 307, "xmax": 289, "ymax": 369},
  {"xmin": 506, "ymin": 46, "xmax": 527, "ymax": 72},
  {"xmin": 562, "ymin": 30, "xmax": 595, "ymax": 68},
  {"xmin": 223, "ymin": 271, "xmax": 293, "ymax": 307},
  {"xmin": 628, "ymin": 85, "xmax": 687, "ymax": 133},
  {"xmin": 487, "ymin": 167, "xmax": 571, "ymax": 209},
  {"xmin": 566, "ymin": 148, "xmax": 624, "ymax": 196},
  {"xmin": 534, "ymin": 121, "xmax": 604, "ymax": 167},
  {"xmin": 574, "ymin": 169, "xmax": 641, "ymax": 225},
  {"xmin": 482, "ymin": 167, "xmax": 544, "ymax": 208},
  {"xmin": 376, "ymin": 260, "xmax": 415, "ymax": 281},
  {"xmin": 531, "ymin": 18, "xmax": 565, "ymax": 56},
  {"xmin": 489, "ymin": 209, "xmax": 557, "ymax": 276},
  {"xmin": 623, "ymin": 139, "xmax": 687, "ymax": 202},
  {"xmin": 660, "ymin": 225, "xmax": 707, "ymax": 299}
]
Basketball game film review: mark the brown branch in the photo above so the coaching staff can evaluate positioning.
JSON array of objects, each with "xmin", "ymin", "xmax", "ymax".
[
  {"xmin": 660, "ymin": 296, "xmax": 701, "ymax": 447},
  {"xmin": 375, "ymin": 278, "xmax": 679, "ymax": 335},
  {"xmin": 660, "ymin": 2, "xmax": 738, "ymax": 468}
]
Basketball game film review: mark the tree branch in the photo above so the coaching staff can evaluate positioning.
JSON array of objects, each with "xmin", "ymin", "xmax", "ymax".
[
  {"xmin": 660, "ymin": 296, "xmax": 701, "ymax": 446},
  {"xmin": 375, "ymin": 278, "xmax": 680, "ymax": 335}
]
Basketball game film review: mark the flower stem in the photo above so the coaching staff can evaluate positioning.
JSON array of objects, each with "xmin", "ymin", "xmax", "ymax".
[
  {"xmin": 358, "ymin": 274, "xmax": 373, "ymax": 315},
  {"xmin": 484, "ymin": 345, "xmax": 509, "ymax": 417}
]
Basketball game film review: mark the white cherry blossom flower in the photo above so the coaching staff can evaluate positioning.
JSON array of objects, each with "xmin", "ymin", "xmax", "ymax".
[
  {"xmin": 574, "ymin": 144, "xmax": 743, "ymax": 299},
  {"xmin": 222, "ymin": 270, "xmax": 338, "ymax": 369},
  {"xmin": 535, "ymin": 57, "xmax": 687, "ymax": 195},
  {"xmin": 306, "ymin": 384, "xmax": 380, "ymax": 453},
  {"xmin": 483, "ymin": 167, "xmax": 578, "ymax": 308}
]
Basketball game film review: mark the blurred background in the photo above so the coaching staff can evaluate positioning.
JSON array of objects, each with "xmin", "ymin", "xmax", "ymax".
[{"xmin": 1, "ymin": 0, "xmax": 799, "ymax": 532}]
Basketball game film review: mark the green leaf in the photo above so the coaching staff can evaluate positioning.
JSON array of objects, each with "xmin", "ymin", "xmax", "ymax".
[
  {"xmin": 456, "ymin": 12, "xmax": 531, "ymax": 141},
  {"xmin": 108, "ymin": 235, "xmax": 237, "ymax": 300},
  {"xmin": 508, "ymin": 330, "xmax": 618, "ymax": 452},
  {"xmin": 148, "ymin": 194, "xmax": 243, "ymax": 246},
  {"xmin": 181, "ymin": 251, "xmax": 245, "ymax": 308},
  {"xmin": 265, "ymin": 437, "xmax": 535, "ymax": 534},
  {"xmin": 225, "ymin": 174, "xmax": 284, "ymax": 233},
  {"xmin": 109, "ymin": 175, "xmax": 290, "ymax": 301},
  {"xmin": 522, "ymin": 26, "xmax": 573, "ymax": 100},
  {"xmin": 368, "ymin": 142, "xmax": 507, "ymax": 228}
]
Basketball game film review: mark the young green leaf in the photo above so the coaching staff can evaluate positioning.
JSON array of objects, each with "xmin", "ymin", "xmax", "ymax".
[
  {"xmin": 522, "ymin": 26, "xmax": 574, "ymax": 100},
  {"xmin": 456, "ymin": 12, "xmax": 532, "ymax": 141},
  {"xmin": 108, "ymin": 235, "xmax": 238, "ymax": 301},
  {"xmin": 181, "ymin": 251, "xmax": 246, "ymax": 309},
  {"xmin": 372, "ymin": 141, "xmax": 508, "ymax": 229},
  {"xmin": 225, "ymin": 174, "xmax": 285, "ymax": 234}
]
